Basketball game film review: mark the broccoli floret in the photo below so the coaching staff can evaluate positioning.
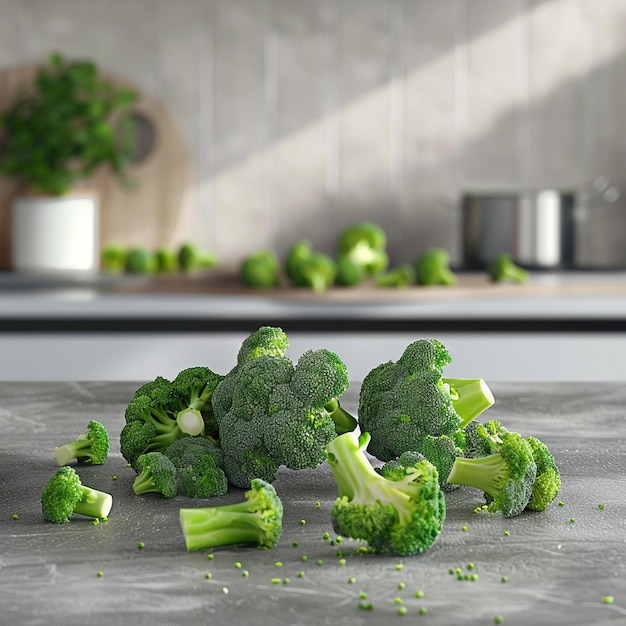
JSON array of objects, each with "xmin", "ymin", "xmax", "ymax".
[
  {"xmin": 178, "ymin": 241, "xmax": 218, "ymax": 272},
  {"xmin": 446, "ymin": 430, "xmax": 537, "ymax": 517},
  {"xmin": 357, "ymin": 339, "xmax": 493, "ymax": 462},
  {"xmin": 525, "ymin": 436, "xmax": 561, "ymax": 511},
  {"xmin": 488, "ymin": 253, "xmax": 529, "ymax": 284},
  {"xmin": 155, "ymin": 247, "xmax": 179, "ymax": 273},
  {"xmin": 132, "ymin": 452, "xmax": 178, "ymax": 498},
  {"xmin": 375, "ymin": 264, "xmax": 416, "ymax": 288},
  {"xmin": 164, "ymin": 435, "xmax": 224, "ymax": 470},
  {"xmin": 285, "ymin": 240, "xmax": 337, "ymax": 292},
  {"xmin": 326, "ymin": 431, "xmax": 446, "ymax": 556},
  {"xmin": 337, "ymin": 221, "xmax": 389, "ymax": 277},
  {"xmin": 120, "ymin": 370, "xmax": 223, "ymax": 469},
  {"xmin": 335, "ymin": 255, "xmax": 365, "ymax": 287},
  {"xmin": 415, "ymin": 247, "xmax": 457, "ymax": 286},
  {"xmin": 240, "ymin": 249, "xmax": 281, "ymax": 288},
  {"xmin": 179, "ymin": 478, "xmax": 283, "ymax": 550},
  {"xmin": 211, "ymin": 328, "xmax": 354, "ymax": 488},
  {"xmin": 100, "ymin": 243, "xmax": 127, "ymax": 273},
  {"xmin": 54, "ymin": 420, "xmax": 110, "ymax": 466},
  {"xmin": 125, "ymin": 247, "xmax": 158, "ymax": 274},
  {"xmin": 41, "ymin": 466, "xmax": 113, "ymax": 523},
  {"xmin": 178, "ymin": 455, "xmax": 228, "ymax": 498}
]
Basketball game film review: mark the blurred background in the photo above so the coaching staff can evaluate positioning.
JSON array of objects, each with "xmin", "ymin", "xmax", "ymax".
[{"xmin": 2, "ymin": 0, "xmax": 626, "ymax": 268}]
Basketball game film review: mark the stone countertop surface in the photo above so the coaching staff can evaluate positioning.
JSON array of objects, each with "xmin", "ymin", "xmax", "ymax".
[{"xmin": 1, "ymin": 381, "xmax": 625, "ymax": 625}]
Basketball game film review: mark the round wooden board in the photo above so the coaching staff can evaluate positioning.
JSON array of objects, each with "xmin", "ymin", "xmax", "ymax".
[{"xmin": 0, "ymin": 64, "xmax": 189, "ymax": 269}]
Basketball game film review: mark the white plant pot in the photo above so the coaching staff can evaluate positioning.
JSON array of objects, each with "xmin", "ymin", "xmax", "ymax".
[{"xmin": 11, "ymin": 191, "xmax": 100, "ymax": 274}]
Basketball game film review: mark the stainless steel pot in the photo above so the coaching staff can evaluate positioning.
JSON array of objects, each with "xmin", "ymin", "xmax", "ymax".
[{"xmin": 462, "ymin": 190, "xmax": 576, "ymax": 269}]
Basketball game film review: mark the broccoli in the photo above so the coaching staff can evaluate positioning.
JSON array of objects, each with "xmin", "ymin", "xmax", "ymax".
[
  {"xmin": 179, "ymin": 478, "xmax": 283, "ymax": 550},
  {"xmin": 54, "ymin": 420, "xmax": 110, "ymax": 466},
  {"xmin": 488, "ymin": 252, "xmax": 529, "ymax": 284},
  {"xmin": 284, "ymin": 240, "xmax": 337, "ymax": 292},
  {"xmin": 446, "ymin": 429, "xmax": 537, "ymax": 517},
  {"xmin": 41, "ymin": 466, "xmax": 113, "ymax": 523},
  {"xmin": 100, "ymin": 243, "xmax": 127, "ymax": 272},
  {"xmin": 125, "ymin": 247, "xmax": 158, "ymax": 274},
  {"xmin": 240, "ymin": 249, "xmax": 281, "ymax": 288},
  {"xmin": 132, "ymin": 452, "xmax": 178, "ymax": 498},
  {"xmin": 415, "ymin": 247, "xmax": 457, "ymax": 286},
  {"xmin": 524, "ymin": 436, "xmax": 561, "ymax": 511},
  {"xmin": 178, "ymin": 241, "xmax": 218, "ymax": 272},
  {"xmin": 357, "ymin": 339, "xmax": 494, "ymax": 462},
  {"xmin": 155, "ymin": 247, "xmax": 179, "ymax": 273},
  {"xmin": 335, "ymin": 255, "xmax": 365, "ymax": 287},
  {"xmin": 337, "ymin": 221, "xmax": 389, "ymax": 277},
  {"xmin": 375, "ymin": 264, "xmax": 416, "ymax": 288},
  {"xmin": 164, "ymin": 436, "xmax": 228, "ymax": 498},
  {"xmin": 326, "ymin": 431, "xmax": 446, "ymax": 556},
  {"xmin": 211, "ymin": 326, "xmax": 355, "ymax": 488},
  {"xmin": 120, "ymin": 368, "xmax": 223, "ymax": 469}
]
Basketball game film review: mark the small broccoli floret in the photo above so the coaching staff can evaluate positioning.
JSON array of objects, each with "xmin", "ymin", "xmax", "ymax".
[
  {"xmin": 488, "ymin": 253, "xmax": 529, "ymax": 284},
  {"xmin": 236, "ymin": 325, "xmax": 290, "ymax": 364},
  {"xmin": 41, "ymin": 466, "xmax": 113, "ymax": 523},
  {"xmin": 446, "ymin": 430, "xmax": 537, "ymax": 517},
  {"xmin": 326, "ymin": 431, "xmax": 446, "ymax": 556},
  {"xmin": 155, "ymin": 247, "xmax": 179, "ymax": 273},
  {"xmin": 179, "ymin": 478, "xmax": 283, "ymax": 550},
  {"xmin": 335, "ymin": 255, "xmax": 365, "ymax": 287},
  {"xmin": 164, "ymin": 436, "xmax": 224, "ymax": 470},
  {"xmin": 178, "ymin": 455, "xmax": 228, "ymax": 498},
  {"xmin": 240, "ymin": 249, "xmax": 281, "ymax": 288},
  {"xmin": 100, "ymin": 244, "xmax": 127, "ymax": 273},
  {"xmin": 285, "ymin": 240, "xmax": 337, "ymax": 292},
  {"xmin": 133, "ymin": 452, "xmax": 178, "ymax": 498},
  {"xmin": 54, "ymin": 420, "xmax": 110, "ymax": 466},
  {"xmin": 415, "ymin": 248, "xmax": 457, "ymax": 286},
  {"xmin": 125, "ymin": 247, "xmax": 158, "ymax": 274},
  {"xmin": 337, "ymin": 221, "xmax": 389, "ymax": 277},
  {"xmin": 178, "ymin": 241, "xmax": 218, "ymax": 272},
  {"xmin": 375, "ymin": 264, "xmax": 416, "ymax": 288},
  {"xmin": 524, "ymin": 436, "xmax": 561, "ymax": 511},
  {"xmin": 358, "ymin": 339, "xmax": 493, "ymax": 462}
]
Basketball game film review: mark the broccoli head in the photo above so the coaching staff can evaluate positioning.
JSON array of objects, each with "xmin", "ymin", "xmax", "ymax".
[
  {"xmin": 415, "ymin": 247, "xmax": 457, "ymax": 286},
  {"xmin": 41, "ymin": 466, "xmax": 113, "ymax": 523},
  {"xmin": 179, "ymin": 478, "xmax": 283, "ymax": 551},
  {"xmin": 285, "ymin": 240, "xmax": 337, "ymax": 292},
  {"xmin": 488, "ymin": 252, "xmax": 529, "ymax": 284},
  {"xmin": 54, "ymin": 420, "xmax": 110, "ymax": 466},
  {"xmin": 337, "ymin": 221, "xmax": 389, "ymax": 276},
  {"xmin": 240, "ymin": 249, "xmax": 281, "ymax": 288},
  {"xmin": 358, "ymin": 339, "xmax": 494, "ymax": 462},
  {"xmin": 125, "ymin": 247, "xmax": 158, "ymax": 274},
  {"xmin": 327, "ymin": 431, "xmax": 446, "ymax": 556},
  {"xmin": 132, "ymin": 452, "xmax": 178, "ymax": 498},
  {"xmin": 524, "ymin": 436, "xmax": 561, "ymax": 511},
  {"xmin": 446, "ymin": 430, "xmax": 537, "ymax": 517},
  {"xmin": 100, "ymin": 244, "xmax": 127, "ymax": 273}
]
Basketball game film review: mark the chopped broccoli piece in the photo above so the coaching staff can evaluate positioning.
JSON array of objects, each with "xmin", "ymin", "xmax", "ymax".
[
  {"xmin": 357, "ymin": 339, "xmax": 493, "ymax": 463},
  {"xmin": 211, "ymin": 327, "xmax": 354, "ymax": 488},
  {"xmin": 285, "ymin": 240, "xmax": 337, "ymax": 292},
  {"xmin": 179, "ymin": 478, "xmax": 283, "ymax": 550},
  {"xmin": 326, "ymin": 431, "xmax": 446, "ymax": 556},
  {"xmin": 41, "ymin": 466, "xmax": 113, "ymax": 523},
  {"xmin": 240, "ymin": 249, "xmax": 281, "ymax": 288},
  {"xmin": 178, "ymin": 241, "xmax": 218, "ymax": 272},
  {"xmin": 54, "ymin": 420, "xmax": 110, "ymax": 466},
  {"xmin": 100, "ymin": 244, "xmax": 127, "ymax": 273},
  {"xmin": 133, "ymin": 452, "xmax": 178, "ymax": 498},
  {"xmin": 337, "ymin": 221, "xmax": 389, "ymax": 277},
  {"xmin": 375, "ymin": 264, "xmax": 416, "ymax": 288},
  {"xmin": 488, "ymin": 253, "xmax": 529, "ymax": 283},
  {"xmin": 124, "ymin": 247, "xmax": 158, "ymax": 274},
  {"xmin": 524, "ymin": 436, "xmax": 561, "ymax": 511},
  {"xmin": 415, "ymin": 247, "xmax": 457, "ymax": 286},
  {"xmin": 446, "ymin": 430, "xmax": 537, "ymax": 517}
]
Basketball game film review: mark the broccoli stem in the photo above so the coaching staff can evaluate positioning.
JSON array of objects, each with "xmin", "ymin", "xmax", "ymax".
[
  {"xmin": 443, "ymin": 378, "xmax": 495, "ymax": 428},
  {"xmin": 73, "ymin": 486, "xmax": 113, "ymax": 520},
  {"xmin": 132, "ymin": 470, "xmax": 160, "ymax": 495},
  {"xmin": 54, "ymin": 436, "xmax": 91, "ymax": 466},
  {"xmin": 179, "ymin": 503, "xmax": 267, "ymax": 551},
  {"xmin": 176, "ymin": 408, "xmax": 206, "ymax": 437},
  {"xmin": 325, "ymin": 398, "xmax": 358, "ymax": 435},
  {"xmin": 446, "ymin": 454, "xmax": 507, "ymax": 496}
]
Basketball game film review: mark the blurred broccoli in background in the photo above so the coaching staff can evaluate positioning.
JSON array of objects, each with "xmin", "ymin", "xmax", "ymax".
[
  {"xmin": 375, "ymin": 263, "xmax": 416, "ymax": 288},
  {"xmin": 240, "ymin": 249, "xmax": 281, "ymax": 288},
  {"xmin": 178, "ymin": 241, "xmax": 218, "ymax": 272},
  {"xmin": 285, "ymin": 240, "xmax": 337, "ymax": 292},
  {"xmin": 124, "ymin": 247, "xmax": 158, "ymax": 274},
  {"xmin": 337, "ymin": 221, "xmax": 389, "ymax": 284},
  {"xmin": 488, "ymin": 252, "xmax": 529, "ymax": 283},
  {"xmin": 415, "ymin": 247, "xmax": 457, "ymax": 286}
]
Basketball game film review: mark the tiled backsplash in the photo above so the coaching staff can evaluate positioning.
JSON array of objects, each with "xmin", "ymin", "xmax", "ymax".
[{"xmin": 1, "ymin": 0, "xmax": 626, "ymax": 267}]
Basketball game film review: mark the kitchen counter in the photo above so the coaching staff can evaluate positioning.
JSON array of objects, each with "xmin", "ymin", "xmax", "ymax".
[{"xmin": 1, "ymin": 380, "xmax": 624, "ymax": 625}]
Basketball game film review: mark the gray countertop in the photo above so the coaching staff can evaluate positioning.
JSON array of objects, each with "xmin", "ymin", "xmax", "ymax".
[{"xmin": 1, "ymin": 381, "xmax": 625, "ymax": 625}]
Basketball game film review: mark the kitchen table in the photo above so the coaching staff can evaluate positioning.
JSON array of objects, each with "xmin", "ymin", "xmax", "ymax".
[{"xmin": 1, "ymin": 380, "xmax": 624, "ymax": 625}]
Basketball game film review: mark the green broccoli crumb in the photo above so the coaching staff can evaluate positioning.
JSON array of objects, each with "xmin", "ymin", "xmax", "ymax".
[
  {"xmin": 570, "ymin": 517, "xmax": 575, "ymax": 524},
  {"xmin": 137, "ymin": 542, "xmax": 145, "ymax": 549},
  {"xmin": 242, "ymin": 570, "xmax": 249, "ymax": 578},
  {"xmin": 221, "ymin": 587, "xmax": 229, "ymax": 594},
  {"xmin": 358, "ymin": 592, "xmax": 368, "ymax": 599},
  {"xmin": 205, "ymin": 572, "xmax": 212, "ymax": 579},
  {"xmin": 358, "ymin": 601, "xmax": 374, "ymax": 611},
  {"xmin": 315, "ymin": 501, "xmax": 321, "ymax": 509},
  {"xmin": 338, "ymin": 559, "xmax": 346, "ymax": 566},
  {"xmin": 323, "ymin": 532, "xmax": 331, "ymax": 541},
  {"xmin": 317, "ymin": 559, "xmax": 323, "ymax": 566},
  {"xmin": 602, "ymin": 596, "xmax": 614, "ymax": 604},
  {"xmin": 96, "ymin": 571, "xmax": 104, "ymax": 578},
  {"xmin": 598, "ymin": 503, "xmax": 605, "ymax": 510},
  {"xmin": 12, "ymin": 514, "xmax": 18, "ymax": 520},
  {"xmin": 419, "ymin": 607, "xmax": 428, "ymax": 615},
  {"xmin": 234, "ymin": 562, "xmax": 242, "ymax": 569},
  {"xmin": 348, "ymin": 577, "xmax": 356, "ymax": 584},
  {"xmin": 270, "ymin": 578, "xmax": 281, "ymax": 585},
  {"xmin": 397, "ymin": 606, "xmax": 408, "ymax": 615},
  {"xmin": 558, "ymin": 501, "xmax": 565, "ymax": 507},
  {"xmin": 504, "ymin": 530, "xmax": 510, "ymax": 536},
  {"xmin": 301, "ymin": 555, "xmax": 308, "ymax": 562},
  {"xmin": 397, "ymin": 582, "xmax": 405, "ymax": 590},
  {"xmin": 292, "ymin": 541, "xmax": 298, "ymax": 548},
  {"xmin": 283, "ymin": 578, "xmax": 290, "ymax": 585},
  {"xmin": 274, "ymin": 561, "xmax": 283, "ymax": 568},
  {"xmin": 415, "ymin": 590, "xmax": 424, "ymax": 598},
  {"xmin": 462, "ymin": 525, "xmax": 468, "ymax": 532},
  {"xmin": 501, "ymin": 576, "xmax": 508, "ymax": 583},
  {"xmin": 297, "ymin": 571, "xmax": 305, "ymax": 578},
  {"xmin": 300, "ymin": 519, "xmax": 306, "ymax": 526},
  {"xmin": 207, "ymin": 553, "xmax": 214, "ymax": 560},
  {"xmin": 494, "ymin": 616, "xmax": 503, "ymax": 624},
  {"xmin": 395, "ymin": 564, "xmax": 404, "ymax": 571}
]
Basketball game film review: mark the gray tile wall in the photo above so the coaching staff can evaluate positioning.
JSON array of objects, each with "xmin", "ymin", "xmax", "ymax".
[{"xmin": 2, "ymin": 0, "xmax": 626, "ymax": 267}]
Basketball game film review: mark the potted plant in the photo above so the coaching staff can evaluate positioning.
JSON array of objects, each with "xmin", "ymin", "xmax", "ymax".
[{"xmin": 0, "ymin": 52, "xmax": 137, "ymax": 273}]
